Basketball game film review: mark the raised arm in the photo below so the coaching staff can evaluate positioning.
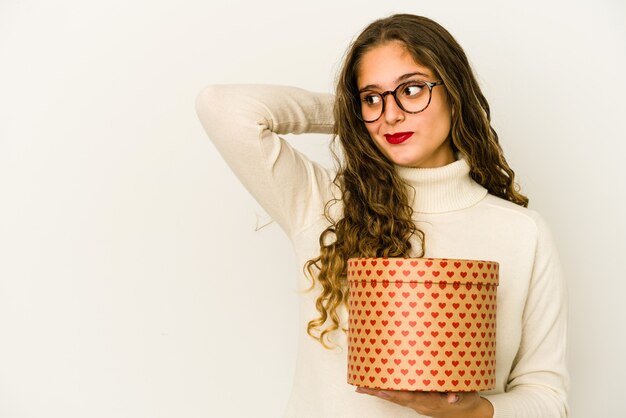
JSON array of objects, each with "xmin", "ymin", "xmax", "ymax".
[{"xmin": 195, "ymin": 84, "xmax": 335, "ymax": 237}]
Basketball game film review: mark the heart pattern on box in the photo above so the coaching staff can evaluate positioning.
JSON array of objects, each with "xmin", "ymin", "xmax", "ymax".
[{"xmin": 347, "ymin": 257, "xmax": 498, "ymax": 392}]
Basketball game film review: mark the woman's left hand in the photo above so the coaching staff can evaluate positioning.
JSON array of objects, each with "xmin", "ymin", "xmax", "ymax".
[{"xmin": 355, "ymin": 387, "xmax": 493, "ymax": 418}]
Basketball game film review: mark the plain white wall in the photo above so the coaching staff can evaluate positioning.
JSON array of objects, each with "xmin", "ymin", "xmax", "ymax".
[{"xmin": 1, "ymin": 1, "xmax": 624, "ymax": 417}]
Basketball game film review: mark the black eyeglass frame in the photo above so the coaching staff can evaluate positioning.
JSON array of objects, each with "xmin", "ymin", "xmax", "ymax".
[{"xmin": 356, "ymin": 80, "xmax": 445, "ymax": 123}]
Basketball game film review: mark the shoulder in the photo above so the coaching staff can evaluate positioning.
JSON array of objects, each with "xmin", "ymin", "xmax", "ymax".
[
  {"xmin": 479, "ymin": 194, "xmax": 553, "ymax": 238},
  {"xmin": 476, "ymin": 194, "xmax": 561, "ymax": 275}
]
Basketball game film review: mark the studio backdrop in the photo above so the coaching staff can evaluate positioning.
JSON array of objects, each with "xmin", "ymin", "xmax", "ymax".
[{"xmin": 1, "ymin": 1, "xmax": 624, "ymax": 417}]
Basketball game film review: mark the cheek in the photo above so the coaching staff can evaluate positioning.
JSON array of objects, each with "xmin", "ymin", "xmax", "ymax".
[
  {"xmin": 364, "ymin": 122, "xmax": 382, "ymax": 138},
  {"xmin": 438, "ymin": 111, "xmax": 452, "ymax": 136},
  {"xmin": 434, "ymin": 97, "xmax": 453, "ymax": 129},
  {"xmin": 421, "ymin": 105, "xmax": 451, "ymax": 137}
]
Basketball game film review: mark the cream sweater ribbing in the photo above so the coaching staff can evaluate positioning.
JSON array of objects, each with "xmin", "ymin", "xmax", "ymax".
[{"xmin": 195, "ymin": 84, "xmax": 569, "ymax": 418}]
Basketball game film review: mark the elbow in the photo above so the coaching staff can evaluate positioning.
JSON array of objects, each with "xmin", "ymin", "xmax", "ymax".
[{"xmin": 195, "ymin": 84, "xmax": 225, "ymax": 122}]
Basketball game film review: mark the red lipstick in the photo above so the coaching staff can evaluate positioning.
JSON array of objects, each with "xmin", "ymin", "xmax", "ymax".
[{"xmin": 384, "ymin": 132, "xmax": 413, "ymax": 145}]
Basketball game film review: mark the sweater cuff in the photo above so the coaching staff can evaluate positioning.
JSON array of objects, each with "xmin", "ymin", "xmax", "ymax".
[{"xmin": 482, "ymin": 394, "xmax": 517, "ymax": 418}]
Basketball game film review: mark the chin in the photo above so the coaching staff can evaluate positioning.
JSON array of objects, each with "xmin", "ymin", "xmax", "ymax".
[{"xmin": 388, "ymin": 154, "xmax": 423, "ymax": 168}]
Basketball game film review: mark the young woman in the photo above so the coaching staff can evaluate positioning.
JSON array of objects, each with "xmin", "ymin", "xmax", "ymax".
[{"xmin": 196, "ymin": 14, "xmax": 568, "ymax": 418}]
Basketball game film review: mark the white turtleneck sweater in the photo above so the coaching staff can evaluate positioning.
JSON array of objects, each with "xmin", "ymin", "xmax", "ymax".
[{"xmin": 195, "ymin": 85, "xmax": 569, "ymax": 418}]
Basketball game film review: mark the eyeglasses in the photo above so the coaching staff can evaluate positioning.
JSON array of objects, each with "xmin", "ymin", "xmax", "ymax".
[{"xmin": 357, "ymin": 80, "xmax": 444, "ymax": 123}]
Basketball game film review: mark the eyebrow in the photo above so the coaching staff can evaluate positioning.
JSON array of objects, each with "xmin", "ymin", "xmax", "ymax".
[{"xmin": 358, "ymin": 71, "xmax": 430, "ymax": 92}]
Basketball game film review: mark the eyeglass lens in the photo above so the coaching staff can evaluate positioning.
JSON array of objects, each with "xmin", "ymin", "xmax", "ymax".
[{"xmin": 359, "ymin": 81, "xmax": 433, "ymax": 122}]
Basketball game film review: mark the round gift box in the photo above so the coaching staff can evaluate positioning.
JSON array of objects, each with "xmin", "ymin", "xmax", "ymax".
[{"xmin": 347, "ymin": 257, "xmax": 499, "ymax": 392}]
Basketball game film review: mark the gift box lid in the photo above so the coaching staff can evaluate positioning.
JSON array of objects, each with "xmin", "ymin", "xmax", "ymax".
[{"xmin": 347, "ymin": 257, "xmax": 499, "ymax": 287}]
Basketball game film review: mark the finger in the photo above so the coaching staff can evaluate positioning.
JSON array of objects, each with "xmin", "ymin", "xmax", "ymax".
[
  {"xmin": 355, "ymin": 387, "xmax": 392, "ymax": 399},
  {"xmin": 446, "ymin": 392, "xmax": 460, "ymax": 404},
  {"xmin": 355, "ymin": 387, "xmax": 412, "ymax": 405}
]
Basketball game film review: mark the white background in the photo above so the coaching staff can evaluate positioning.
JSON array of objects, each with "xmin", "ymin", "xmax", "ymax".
[{"xmin": 1, "ymin": 1, "xmax": 625, "ymax": 417}]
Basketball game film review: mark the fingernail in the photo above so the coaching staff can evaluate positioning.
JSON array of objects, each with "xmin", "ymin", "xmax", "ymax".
[{"xmin": 448, "ymin": 394, "xmax": 459, "ymax": 403}]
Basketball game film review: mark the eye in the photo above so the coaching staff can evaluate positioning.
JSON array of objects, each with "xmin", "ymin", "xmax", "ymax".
[
  {"xmin": 362, "ymin": 94, "xmax": 382, "ymax": 106},
  {"xmin": 401, "ymin": 83, "xmax": 425, "ymax": 97}
]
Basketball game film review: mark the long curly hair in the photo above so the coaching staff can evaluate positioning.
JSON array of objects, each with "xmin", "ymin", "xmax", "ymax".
[{"xmin": 305, "ymin": 14, "xmax": 528, "ymax": 348}]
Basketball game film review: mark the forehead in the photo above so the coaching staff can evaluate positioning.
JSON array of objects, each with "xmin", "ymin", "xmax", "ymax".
[{"xmin": 356, "ymin": 41, "xmax": 434, "ymax": 89}]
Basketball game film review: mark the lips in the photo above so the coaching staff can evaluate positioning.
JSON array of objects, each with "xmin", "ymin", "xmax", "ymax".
[{"xmin": 384, "ymin": 132, "xmax": 413, "ymax": 145}]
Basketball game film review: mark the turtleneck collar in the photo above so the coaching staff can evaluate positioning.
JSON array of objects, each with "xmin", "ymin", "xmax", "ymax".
[{"xmin": 395, "ymin": 157, "xmax": 488, "ymax": 214}]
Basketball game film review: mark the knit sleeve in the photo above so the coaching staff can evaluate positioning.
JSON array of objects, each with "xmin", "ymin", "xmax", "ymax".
[
  {"xmin": 195, "ymin": 84, "xmax": 336, "ymax": 237},
  {"xmin": 482, "ymin": 213, "xmax": 569, "ymax": 418}
]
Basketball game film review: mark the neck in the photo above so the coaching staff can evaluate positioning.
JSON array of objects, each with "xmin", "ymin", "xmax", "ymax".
[{"xmin": 395, "ymin": 158, "xmax": 488, "ymax": 214}]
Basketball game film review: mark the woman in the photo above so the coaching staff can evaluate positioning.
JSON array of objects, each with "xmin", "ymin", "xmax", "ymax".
[{"xmin": 196, "ymin": 14, "xmax": 568, "ymax": 418}]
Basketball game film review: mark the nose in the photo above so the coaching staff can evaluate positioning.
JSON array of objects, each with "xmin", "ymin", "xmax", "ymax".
[{"xmin": 383, "ymin": 94, "xmax": 404, "ymax": 124}]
